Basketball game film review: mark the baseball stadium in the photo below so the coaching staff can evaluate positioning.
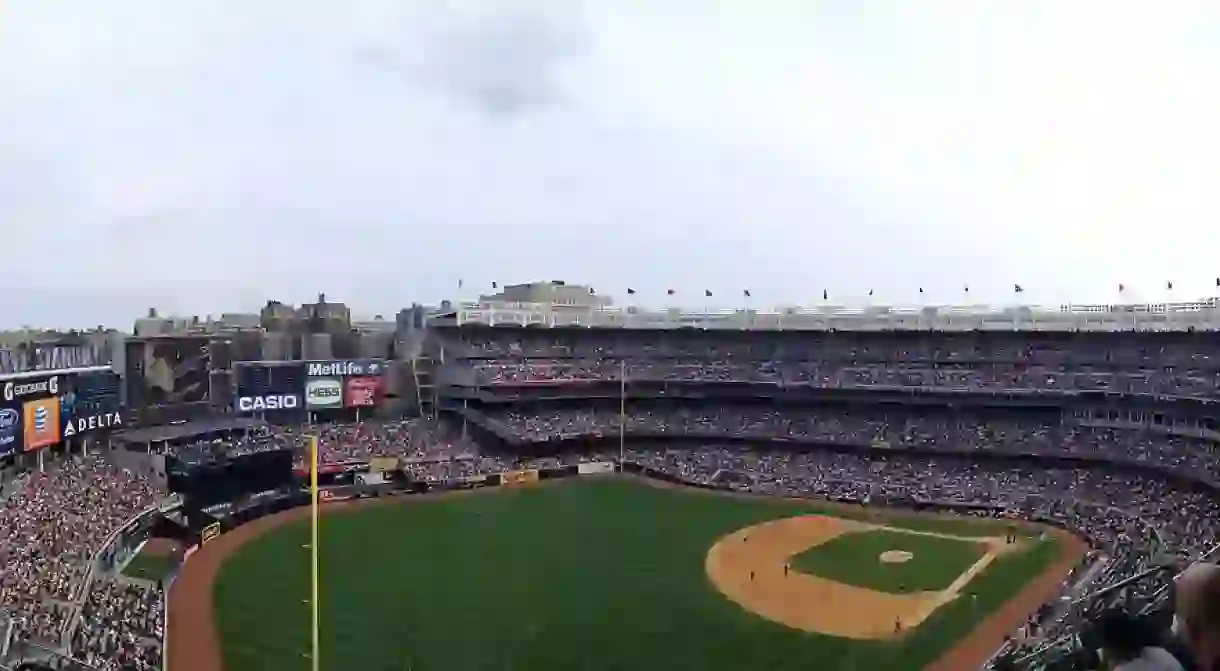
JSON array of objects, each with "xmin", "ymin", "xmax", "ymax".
[{"xmin": 1, "ymin": 291, "xmax": 1219, "ymax": 671}]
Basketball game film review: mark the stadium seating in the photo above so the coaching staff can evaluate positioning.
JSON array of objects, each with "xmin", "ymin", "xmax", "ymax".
[{"xmin": 433, "ymin": 326, "xmax": 1220, "ymax": 669}]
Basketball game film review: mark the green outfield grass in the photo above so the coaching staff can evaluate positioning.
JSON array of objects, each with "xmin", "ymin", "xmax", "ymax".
[
  {"xmin": 791, "ymin": 529, "xmax": 988, "ymax": 594},
  {"xmin": 121, "ymin": 550, "xmax": 179, "ymax": 582},
  {"xmin": 210, "ymin": 479, "xmax": 1062, "ymax": 671}
]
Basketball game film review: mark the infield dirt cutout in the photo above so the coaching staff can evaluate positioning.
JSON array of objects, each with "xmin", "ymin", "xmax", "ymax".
[{"xmin": 705, "ymin": 515, "xmax": 1017, "ymax": 639}]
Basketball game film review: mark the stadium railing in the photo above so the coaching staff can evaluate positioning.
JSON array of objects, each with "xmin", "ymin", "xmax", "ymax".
[{"xmin": 61, "ymin": 501, "xmax": 162, "ymax": 650}]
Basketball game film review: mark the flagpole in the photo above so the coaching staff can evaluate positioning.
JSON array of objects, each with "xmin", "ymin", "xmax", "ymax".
[
  {"xmin": 310, "ymin": 435, "xmax": 320, "ymax": 671},
  {"xmin": 619, "ymin": 358, "xmax": 626, "ymax": 465}
]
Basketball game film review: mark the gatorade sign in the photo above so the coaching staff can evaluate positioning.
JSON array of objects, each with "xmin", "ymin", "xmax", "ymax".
[
  {"xmin": 3, "ymin": 375, "xmax": 58, "ymax": 402},
  {"xmin": 305, "ymin": 379, "xmax": 342, "ymax": 409},
  {"xmin": 236, "ymin": 395, "xmax": 300, "ymax": 412}
]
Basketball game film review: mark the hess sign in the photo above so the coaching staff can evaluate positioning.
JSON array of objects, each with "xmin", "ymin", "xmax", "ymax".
[
  {"xmin": 305, "ymin": 379, "xmax": 342, "ymax": 408},
  {"xmin": 236, "ymin": 395, "xmax": 300, "ymax": 412}
]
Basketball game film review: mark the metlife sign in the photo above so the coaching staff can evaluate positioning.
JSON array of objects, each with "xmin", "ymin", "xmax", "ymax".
[
  {"xmin": 3, "ymin": 375, "xmax": 59, "ymax": 402},
  {"xmin": 305, "ymin": 360, "xmax": 385, "ymax": 378},
  {"xmin": 62, "ymin": 411, "xmax": 123, "ymax": 438},
  {"xmin": 236, "ymin": 395, "xmax": 301, "ymax": 413}
]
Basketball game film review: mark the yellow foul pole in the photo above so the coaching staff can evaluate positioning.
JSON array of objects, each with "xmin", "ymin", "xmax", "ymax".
[{"xmin": 310, "ymin": 435, "xmax": 320, "ymax": 671}]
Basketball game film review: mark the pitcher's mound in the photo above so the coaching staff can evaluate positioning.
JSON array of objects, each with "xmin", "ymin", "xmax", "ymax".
[{"xmin": 879, "ymin": 550, "xmax": 914, "ymax": 564}]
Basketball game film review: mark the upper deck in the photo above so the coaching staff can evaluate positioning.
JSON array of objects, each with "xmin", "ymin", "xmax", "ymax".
[{"xmin": 431, "ymin": 298, "xmax": 1220, "ymax": 332}]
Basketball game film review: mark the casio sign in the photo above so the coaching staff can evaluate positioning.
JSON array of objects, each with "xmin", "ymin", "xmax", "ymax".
[
  {"xmin": 3, "ymin": 375, "xmax": 59, "ymax": 402},
  {"xmin": 0, "ymin": 408, "xmax": 18, "ymax": 449},
  {"xmin": 62, "ymin": 411, "xmax": 123, "ymax": 438},
  {"xmin": 237, "ymin": 395, "xmax": 301, "ymax": 412}
]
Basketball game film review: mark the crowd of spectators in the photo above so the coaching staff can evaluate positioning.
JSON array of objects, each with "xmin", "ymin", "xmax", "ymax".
[
  {"xmin": 0, "ymin": 453, "xmax": 162, "ymax": 666},
  {"xmin": 71, "ymin": 577, "xmax": 162, "ymax": 671},
  {"xmin": 166, "ymin": 419, "xmax": 480, "ymax": 468},
  {"xmin": 449, "ymin": 331, "xmax": 1220, "ymax": 398},
  {"xmin": 470, "ymin": 359, "xmax": 1220, "ymax": 396},
  {"xmin": 457, "ymin": 331, "xmax": 1220, "ymax": 367},
  {"xmin": 483, "ymin": 406, "xmax": 1220, "ymax": 482}
]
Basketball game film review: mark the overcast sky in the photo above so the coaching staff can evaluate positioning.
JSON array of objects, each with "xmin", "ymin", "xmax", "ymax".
[{"xmin": 2, "ymin": 1, "xmax": 1218, "ymax": 328}]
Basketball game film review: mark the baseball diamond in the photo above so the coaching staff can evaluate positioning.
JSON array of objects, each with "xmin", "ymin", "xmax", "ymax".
[
  {"xmin": 167, "ymin": 477, "xmax": 1084, "ymax": 671},
  {"xmin": 705, "ymin": 518, "xmax": 1017, "ymax": 637}
]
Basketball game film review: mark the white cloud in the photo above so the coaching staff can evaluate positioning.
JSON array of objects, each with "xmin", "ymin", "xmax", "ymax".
[{"xmin": 1, "ymin": 0, "xmax": 1218, "ymax": 328}]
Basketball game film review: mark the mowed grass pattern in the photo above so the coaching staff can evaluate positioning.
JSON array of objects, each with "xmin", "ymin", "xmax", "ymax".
[
  {"xmin": 790, "ymin": 529, "xmax": 987, "ymax": 593},
  {"xmin": 211, "ymin": 479, "xmax": 1060, "ymax": 671}
]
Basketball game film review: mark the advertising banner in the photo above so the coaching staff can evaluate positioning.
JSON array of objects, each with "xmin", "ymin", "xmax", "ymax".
[
  {"xmin": 3, "ymin": 374, "xmax": 61, "ymax": 403},
  {"xmin": 200, "ymin": 522, "xmax": 221, "ymax": 545},
  {"xmin": 61, "ymin": 371, "xmax": 123, "ymax": 439},
  {"xmin": 0, "ymin": 404, "xmax": 20, "ymax": 456},
  {"xmin": 235, "ymin": 394, "xmax": 300, "ymax": 413},
  {"xmin": 235, "ymin": 363, "xmax": 305, "ymax": 414},
  {"xmin": 23, "ymin": 397, "xmax": 61, "ymax": 451},
  {"xmin": 577, "ymin": 461, "xmax": 616, "ymax": 476},
  {"xmin": 343, "ymin": 376, "xmax": 382, "ymax": 408},
  {"xmin": 305, "ymin": 378, "xmax": 343, "ymax": 409},
  {"xmin": 305, "ymin": 360, "xmax": 386, "ymax": 378},
  {"xmin": 501, "ymin": 469, "xmax": 540, "ymax": 486},
  {"xmin": 62, "ymin": 411, "xmax": 123, "ymax": 439}
]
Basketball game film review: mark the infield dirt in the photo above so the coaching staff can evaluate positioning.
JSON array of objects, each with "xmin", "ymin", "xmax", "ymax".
[{"xmin": 705, "ymin": 515, "xmax": 1018, "ymax": 638}]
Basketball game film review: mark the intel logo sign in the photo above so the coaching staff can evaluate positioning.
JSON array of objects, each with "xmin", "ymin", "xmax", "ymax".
[{"xmin": 0, "ymin": 409, "xmax": 16, "ymax": 430}]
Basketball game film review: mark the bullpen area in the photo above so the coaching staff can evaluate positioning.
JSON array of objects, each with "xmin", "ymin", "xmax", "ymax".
[{"xmin": 168, "ymin": 478, "xmax": 1084, "ymax": 671}]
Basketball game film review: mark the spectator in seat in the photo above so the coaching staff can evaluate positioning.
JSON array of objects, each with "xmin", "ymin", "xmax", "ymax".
[
  {"xmin": 1174, "ymin": 563, "xmax": 1220, "ymax": 671},
  {"xmin": 1093, "ymin": 609, "xmax": 1182, "ymax": 670}
]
